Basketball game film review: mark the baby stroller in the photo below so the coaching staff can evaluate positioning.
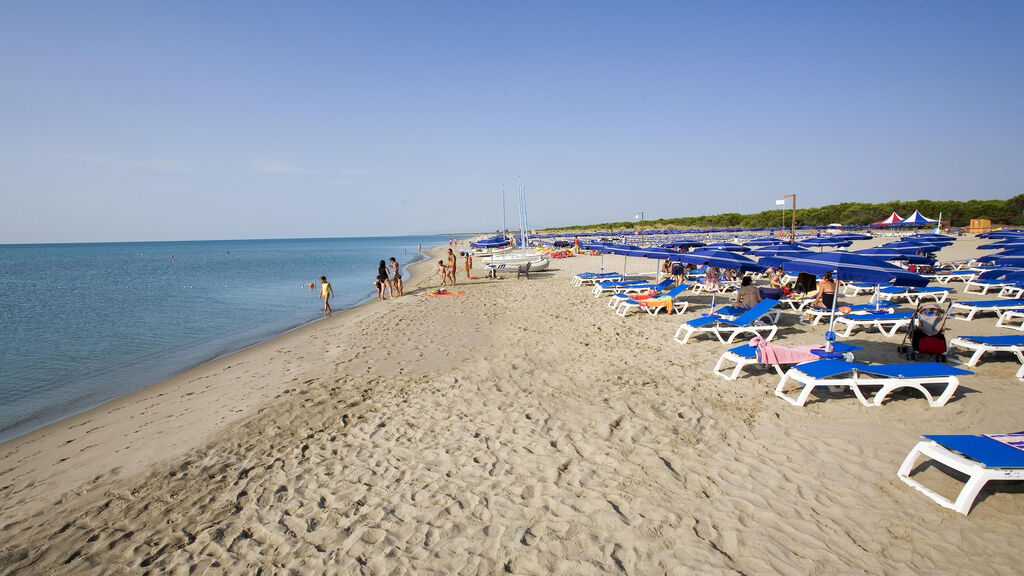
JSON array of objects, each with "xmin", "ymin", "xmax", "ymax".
[{"xmin": 897, "ymin": 301, "xmax": 951, "ymax": 362}]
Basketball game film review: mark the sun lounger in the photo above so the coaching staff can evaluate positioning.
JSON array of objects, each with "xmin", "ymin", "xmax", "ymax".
[
  {"xmin": 874, "ymin": 286, "xmax": 951, "ymax": 306},
  {"xmin": 690, "ymin": 279, "xmax": 740, "ymax": 295},
  {"xmin": 898, "ymin": 433, "xmax": 1024, "ymax": 514},
  {"xmin": 947, "ymin": 299, "xmax": 1024, "ymax": 321},
  {"xmin": 592, "ymin": 278, "xmax": 660, "ymax": 297},
  {"xmin": 949, "ymin": 335, "xmax": 1024, "ymax": 372},
  {"xmin": 801, "ymin": 303, "xmax": 897, "ymax": 326},
  {"xmin": 842, "ymin": 282, "xmax": 890, "ymax": 297},
  {"xmin": 572, "ymin": 272, "xmax": 623, "ymax": 286},
  {"xmin": 614, "ymin": 284, "xmax": 692, "ymax": 316},
  {"xmin": 997, "ymin": 283, "xmax": 1024, "ymax": 299},
  {"xmin": 710, "ymin": 304, "xmax": 782, "ymax": 324},
  {"xmin": 832, "ymin": 311, "xmax": 914, "ymax": 337},
  {"xmin": 779, "ymin": 289, "xmax": 821, "ymax": 311},
  {"xmin": 713, "ymin": 341, "xmax": 861, "ymax": 380},
  {"xmin": 963, "ymin": 278, "xmax": 1014, "ymax": 295},
  {"xmin": 774, "ymin": 359, "xmax": 972, "ymax": 407},
  {"xmin": 996, "ymin": 309, "xmax": 1024, "ymax": 331},
  {"xmin": 672, "ymin": 299, "xmax": 780, "ymax": 345},
  {"xmin": 925, "ymin": 270, "xmax": 978, "ymax": 284}
]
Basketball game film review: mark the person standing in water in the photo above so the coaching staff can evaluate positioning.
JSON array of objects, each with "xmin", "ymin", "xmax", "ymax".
[{"xmin": 320, "ymin": 276, "xmax": 334, "ymax": 313}]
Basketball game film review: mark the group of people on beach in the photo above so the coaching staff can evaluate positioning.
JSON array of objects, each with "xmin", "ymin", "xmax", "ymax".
[
  {"xmin": 432, "ymin": 247, "xmax": 471, "ymax": 286},
  {"xmin": 375, "ymin": 257, "xmax": 404, "ymax": 300}
]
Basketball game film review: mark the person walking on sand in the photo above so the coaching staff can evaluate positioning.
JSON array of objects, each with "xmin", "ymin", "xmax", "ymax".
[
  {"xmin": 447, "ymin": 248, "xmax": 457, "ymax": 286},
  {"xmin": 433, "ymin": 260, "xmax": 449, "ymax": 286},
  {"xmin": 320, "ymin": 276, "xmax": 334, "ymax": 313},
  {"xmin": 389, "ymin": 257, "xmax": 403, "ymax": 297},
  {"xmin": 377, "ymin": 260, "xmax": 393, "ymax": 300},
  {"xmin": 463, "ymin": 251, "xmax": 473, "ymax": 279}
]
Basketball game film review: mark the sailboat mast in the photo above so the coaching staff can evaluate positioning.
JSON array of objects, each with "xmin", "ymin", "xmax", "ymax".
[{"xmin": 501, "ymin": 184, "xmax": 507, "ymax": 239}]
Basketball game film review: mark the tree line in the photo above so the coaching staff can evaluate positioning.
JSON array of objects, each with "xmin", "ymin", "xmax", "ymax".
[{"xmin": 543, "ymin": 195, "xmax": 1024, "ymax": 232}]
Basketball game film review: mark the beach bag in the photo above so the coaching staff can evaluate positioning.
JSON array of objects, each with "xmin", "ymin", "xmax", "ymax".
[
  {"xmin": 795, "ymin": 273, "xmax": 817, "ymax": 293},
  {"xmin": 912, "ymin": 330, "xmax": 947, "ymax": 356}
]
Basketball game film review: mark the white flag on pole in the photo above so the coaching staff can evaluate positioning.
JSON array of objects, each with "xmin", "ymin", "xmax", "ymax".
[{"xmin": 775, "ymin": 200, "xmax": 785, "ymax": 206}]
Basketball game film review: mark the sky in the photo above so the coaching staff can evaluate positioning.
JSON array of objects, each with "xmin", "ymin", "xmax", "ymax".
[{"xmin": 1, "ymin": 1, "xmax": 1022, "ymax": 243}]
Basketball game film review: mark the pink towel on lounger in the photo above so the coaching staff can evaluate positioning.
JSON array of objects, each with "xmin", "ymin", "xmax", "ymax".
[{"xmin": 749, "ymin": 336, "xmax": 823, "ymax": 365}]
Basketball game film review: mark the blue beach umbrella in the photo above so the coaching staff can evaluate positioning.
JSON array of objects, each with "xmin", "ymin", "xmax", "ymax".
[
  {"xmin": 673, "ymin": 249, "xmax": 765, "ymax": 311},
  {"xmin": 700, "ymin": 242, "xmax": 751, "ymax": 253},
  {"xmin": 979, "ymin": 241, "xmax": 1024, "ymax": 250},
  {"xmin": 662, "ymin": 239, "xmax": 706, "ymax": 249},
  {"xmin": 768, "ymin": 251, "xmax": 927, "ymax": 347},
  {"xmin": 751, "ymin": 245, "xmax": 814, "ymax": 260},
  {"xmin": 798, "ymin": 237, "xmax": 853, "ymax": 251},
  {"xmin": 744, "ymin": 237, "xmax": 785, "ymax": 247},
  {"xmin": 833, "ymin": 233, "xmax": 874, "ymax": 241},
  {"xmin": 854, "ymin": 247, "xmax": 935, "ymax": 265}
]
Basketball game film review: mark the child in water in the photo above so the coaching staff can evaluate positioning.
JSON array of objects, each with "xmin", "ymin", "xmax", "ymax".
[{"xmin": 320, "ymin": 276, "xmax": 333, "ymax": 313}]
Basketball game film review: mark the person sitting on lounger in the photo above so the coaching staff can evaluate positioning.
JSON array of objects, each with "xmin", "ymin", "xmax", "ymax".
[
  {"xmin": 733, "ymin": 275, "xmax": 762, "ymax": 310},
  {"xmin": 809, "ymin": 272, "xmax": 837, "ymax": 309}
]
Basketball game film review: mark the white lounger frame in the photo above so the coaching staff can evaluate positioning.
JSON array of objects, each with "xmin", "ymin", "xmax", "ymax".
[
  {"xmin": 832, "ymin": 315, "xmax": 911, "ymax": 337},
  {"xmin": 948, "ymin": 301, "xmax": 1024, "ymax": 321},
  {"xmin": 714, "ymin": 350, "xmax": 854, "ymax": 381},
  {"xmin": 774, "ymin": 366, "xmax": 961, "ymax": 407},
  {"xmin": 672, "ymin": 319, "xmax": 778, "ymax": 345},
  {"xmin": 898, "ymin": 440, "xmax": 1024, "ymax": 515}
]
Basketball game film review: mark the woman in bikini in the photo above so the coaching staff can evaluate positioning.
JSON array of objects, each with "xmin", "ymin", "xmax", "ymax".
[
  {"xmin": 377, "ymin": 260, "xmax": 393, "ymax": 300},
  {"xmin": 389, "ymin": 257, "xmax": 403, "ymax": 297}
]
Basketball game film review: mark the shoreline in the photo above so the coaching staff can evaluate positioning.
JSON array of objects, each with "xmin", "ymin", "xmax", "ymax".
[
  {"xmin": 0, "ymin": 246, "xmax": 446, "ymax": 524},
  {"xmin": 0, "ymin": 246, "xmax": 437, "ymax": 446}
]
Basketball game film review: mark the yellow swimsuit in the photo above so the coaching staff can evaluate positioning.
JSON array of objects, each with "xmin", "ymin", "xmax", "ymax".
[{"xmin": 321, "ymin": 282, "xmax": 331, "ymax": 297}]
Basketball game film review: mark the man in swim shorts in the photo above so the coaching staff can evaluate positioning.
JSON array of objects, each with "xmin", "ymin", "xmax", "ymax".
[{"xmin": 447, "ymin": 248, "xmax": 457, "ymax": 286}]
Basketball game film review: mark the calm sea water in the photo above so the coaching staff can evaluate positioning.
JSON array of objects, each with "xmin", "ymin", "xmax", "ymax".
[{"xmin": 0, "ymin": 235, "xmax": 452, "ymax": 443}]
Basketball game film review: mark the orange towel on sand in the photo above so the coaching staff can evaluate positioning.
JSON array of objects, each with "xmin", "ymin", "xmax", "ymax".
[{"xmin": 427, "ymin": 291, "xmax": 466, "ymax": 297}]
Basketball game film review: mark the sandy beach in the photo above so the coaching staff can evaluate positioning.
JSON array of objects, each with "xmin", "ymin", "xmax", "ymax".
[{"xmin": 2, "ymin": 237, "xmax": 1023, "ymax": 575}]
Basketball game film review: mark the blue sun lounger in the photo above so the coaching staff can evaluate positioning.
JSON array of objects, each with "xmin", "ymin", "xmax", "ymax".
[
  {"xmin": 899, "ymin": 433, "xmax": 1024, "ymax": 514},
  {"xmin": 572, "ymin": 271, "xmax": 623, "ymax": 286},
  {"xmin": 593, "ymin": 277, "xmax": 673, "ymax": 298},
  {"xmin": 673, "ymin": 299, "xmax": 780, "ymax": 345},
  {"xmin": 614, "ymin": 283, "xmax": 692, "ymax": 316},
  {"xmin": 713, "ymin": 341, "xmax": 862, "ymax": 380},
  {"xmin": 774, "ymin": 359, "xmax": 973, "ymax": 407}
]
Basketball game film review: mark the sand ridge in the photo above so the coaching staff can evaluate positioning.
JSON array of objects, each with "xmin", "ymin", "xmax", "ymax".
[{"xmin": 1, "ymin": 239, "xmax": 1023, "ymax": 574}]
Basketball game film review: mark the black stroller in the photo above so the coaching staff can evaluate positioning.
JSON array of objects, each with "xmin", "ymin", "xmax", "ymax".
[{"xmin": 897, "ymin": 301, "xmax": 951, "ymax": 362}]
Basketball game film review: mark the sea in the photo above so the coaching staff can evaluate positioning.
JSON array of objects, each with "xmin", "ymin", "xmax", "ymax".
[{"xmin": 0, "ymin": 235, "xmax": 455, "ymax": 444}]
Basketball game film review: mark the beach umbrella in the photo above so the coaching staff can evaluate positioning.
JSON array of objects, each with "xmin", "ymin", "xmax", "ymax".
[
  {"xmin": 798, "ymin": 237, "xmax": 853, "ymax": 250},
  {"xmin": 672, "ymin": 249, "xmax": 765, "ymax": 311},
  {"xmin": 662, "ymin": 239, "xmax": 706, "ymax": 249},
  {"xmin": 984, "ymin": 254, "xmax": 1024, "ymax": 267},
  {"xmin": 854, "ymin": 247, "xmax": 935, "ymax": 265},
  {"xmin": 744, "ymin": 237, "xmax": 785, "ymax": 247},
  {"xmin": 979, "ymin": 241, "xmax": 1024, "ymax": 250},
  {"xmin": 768, "ymin": 251, "xmax": 927, "ymax": 348},
  {"xmin": 698, "ymin": 242, "xmax": 751, "ymax": 253},
  {"xmin": 751, "ymin": 245, "xmax": 813, "ymax": 259},
  {"xmin": 833, "ymin": 233, "xmax": 873, "ymax": 241}
]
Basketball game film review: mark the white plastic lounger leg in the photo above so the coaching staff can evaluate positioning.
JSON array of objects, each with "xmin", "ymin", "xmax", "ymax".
[
  {"xmin": 673, "ymin": 324, "xmax": 696, "ymax": 345},
  {"xmin": 713, "ymin": 352, "xmax": 753, "ymax": 380},
  {"xmin": 897, "ymin": 440, "xmax": 1024, "ymax": 515},
  {"xmin": 870, "ymin": 377, "xmax": 959, "ymax": 407}
]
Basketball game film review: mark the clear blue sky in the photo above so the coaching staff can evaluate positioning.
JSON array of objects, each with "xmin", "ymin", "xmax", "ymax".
[{"xmin": 1, "ymin": 1, "xmax": 1021, "ymax": 243}]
